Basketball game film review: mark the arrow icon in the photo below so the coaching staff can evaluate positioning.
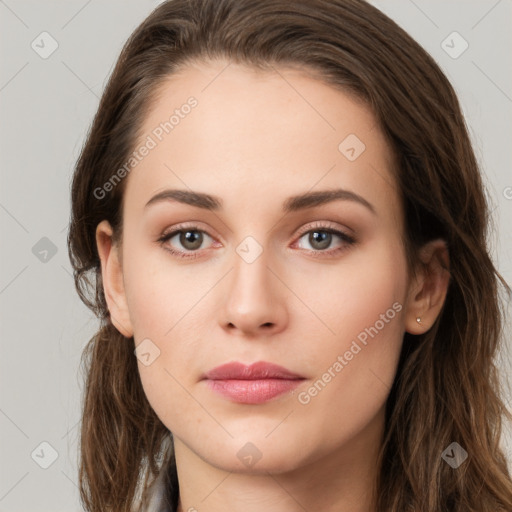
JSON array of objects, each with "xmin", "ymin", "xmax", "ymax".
[
  {"xmin": 236, "ymin": 236, "xmax": 263, "ymax": 263},
  {"xmin": 31, "ymin": 441, "xmax": 59, "ymax": 468},
  {"xmin": 338, "ymin": 134, "xmax": 365, "ymax": 161},
  {"xmin": 237, "ymin": 441, "xmax": 263, "ymax": 467},
  {"xmin": 31, "ymin": 31, "xmax": 59, "ymax": 59},
  {"xmin": 441, "ymin": 441, "xmax": 468, "ymax": 468},
  {"xmin": 32, "ymin": 237, "xmax": 58, "ymax": 262},
  {"xmin": 135, "ymin": 338, "xmax": 161, "ymax": 366},
  {"xmin": 440, "ymin": 32, "xmax": 468, "ymax": 60}
]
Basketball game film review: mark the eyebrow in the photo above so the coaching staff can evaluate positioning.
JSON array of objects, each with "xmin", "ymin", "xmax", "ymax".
[{"xmin": 144, "ymin": 188, "xmax": 376, "ymax": 215}]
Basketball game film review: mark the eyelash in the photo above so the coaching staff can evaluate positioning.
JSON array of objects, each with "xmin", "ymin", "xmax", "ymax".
[{"xmin": 157, "ymin": 221, "xmax": 356, "ymax": 260}]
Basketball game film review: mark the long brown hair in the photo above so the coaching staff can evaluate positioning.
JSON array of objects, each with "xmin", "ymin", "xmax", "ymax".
[{"xmin": 67, "ymin": 0, "xmax": 512, "ymax": 510}]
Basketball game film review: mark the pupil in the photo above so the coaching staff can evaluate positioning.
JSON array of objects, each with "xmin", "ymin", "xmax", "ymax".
[
  {"xmin": 182, "ymin": 230, "xmax": 202, "ymax": 250},
  {"xmin": 311, "ymin": 231, "xmax": 331, "ymax": 250}
]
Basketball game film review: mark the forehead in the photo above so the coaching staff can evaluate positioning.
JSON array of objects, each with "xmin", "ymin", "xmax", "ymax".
[{"xmin": 124, "ymin": 59, "xmax": 399, "ymax": 220}]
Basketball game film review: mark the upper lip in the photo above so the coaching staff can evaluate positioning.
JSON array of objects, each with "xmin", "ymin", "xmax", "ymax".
[{"xmin": 202, "ymin": 361, "xmax": 304, "ymax": 380}]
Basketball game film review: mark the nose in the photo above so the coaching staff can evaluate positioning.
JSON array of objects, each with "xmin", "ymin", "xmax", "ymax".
[{"xmin": 220, "ymin": 248, "xmax": 288, "ymax": 337}]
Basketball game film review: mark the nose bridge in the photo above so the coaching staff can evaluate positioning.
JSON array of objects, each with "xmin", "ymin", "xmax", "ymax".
[
  {"xmin": 221, "ymin": 232, "xmax": 286, "ymax": 333},
  {"xmin": 230, "ymin": 234, "xmax": 273, "ymax": 301}
]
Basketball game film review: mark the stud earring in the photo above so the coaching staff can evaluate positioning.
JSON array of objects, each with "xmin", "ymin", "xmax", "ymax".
[{"xmin": 416, "ymin": 317, "xmax": 421, "ymax": 324}]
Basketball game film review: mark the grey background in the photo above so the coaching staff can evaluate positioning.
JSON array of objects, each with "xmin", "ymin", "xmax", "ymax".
[{"xmin": 0, "ymin": 1, "xmax": 511, "ymax": 510}]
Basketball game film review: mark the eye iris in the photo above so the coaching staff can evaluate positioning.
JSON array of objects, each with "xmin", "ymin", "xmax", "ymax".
[
  {"xmin": 310, "ymin": 231, "xmax": 331, "ymax": 250},
  {"xmin": 180, "ymin": 230, "xmax": 203, "ymax": 250}
]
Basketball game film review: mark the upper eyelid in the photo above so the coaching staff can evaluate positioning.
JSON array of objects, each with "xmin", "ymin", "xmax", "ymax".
[
  {"xmin": 161, "ymin": 220, "xmax": 351, "ymax": 238},
  {"xmin": 295, "ymin": 220, "xmax": 352, "ymax": 236}
]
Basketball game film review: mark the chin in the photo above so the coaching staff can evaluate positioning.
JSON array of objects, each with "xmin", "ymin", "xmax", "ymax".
[
  {"xmin": 196, "ymin": 437, "xmax": 312, "ymax": 475},
  {"xmin": 209, "ymin": 453, "xmax": 304, "ymax": 476}
]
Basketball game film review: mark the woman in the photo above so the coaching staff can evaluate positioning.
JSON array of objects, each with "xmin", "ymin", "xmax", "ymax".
[{"xmin": 67, "ymin": 0, "xmax": 512, "ymax": 510}]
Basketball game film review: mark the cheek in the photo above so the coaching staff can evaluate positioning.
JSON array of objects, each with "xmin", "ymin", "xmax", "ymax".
[
  {"xmin": 122, "ymin": 238, "xmax": 206, "ymax": 338},
  {"xmin": 301, "ymin": 314, "xmax": 403, "ymax": 450},
  {"xmin": 120, "ymin": 240, "xmax": 205, "ymax": 418},
  {"xmin": 293, "ymin": 234, "xmax": 407, "ymax": 344},
  {"xmin": 295, "ymin": 242, "xmax": 406, "ymax": 439},
  {"xmin": 332, "ymin": 238, "xmax": 407, "ymax": 382}
]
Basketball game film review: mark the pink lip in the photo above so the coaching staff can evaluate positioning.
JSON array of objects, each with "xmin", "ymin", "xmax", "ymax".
[{"xmin": 202, "ymin": 361, "xmax": 305, "ymax": 404}]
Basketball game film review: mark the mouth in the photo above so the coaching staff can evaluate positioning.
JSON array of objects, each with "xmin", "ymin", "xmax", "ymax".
[{"xmin": 202, "ymin": 361, "xmax": 306, "ymax": 404}]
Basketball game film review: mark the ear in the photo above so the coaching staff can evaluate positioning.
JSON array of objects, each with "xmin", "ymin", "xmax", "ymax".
[
  {"xmin": 95, "ymin": 220, "xmax": 134, "ymax": 338},
  {"xmin": 404, "ymin": 239, "xmax": 450, "ymax": 335}
]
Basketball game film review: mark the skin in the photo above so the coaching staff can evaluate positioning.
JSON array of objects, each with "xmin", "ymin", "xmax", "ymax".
[{"xmin": 96, "ymin": 59, "xmax": 450, "ymax": 512}]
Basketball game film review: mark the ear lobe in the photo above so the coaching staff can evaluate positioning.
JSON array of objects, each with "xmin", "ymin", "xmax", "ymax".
[
  {"xmin": 404, "ymin": 239, "xmax": 451, "ymax": 335},
  {"xmin": 95, "ymin": 220, "xmax": 134, "ymax": 338}
]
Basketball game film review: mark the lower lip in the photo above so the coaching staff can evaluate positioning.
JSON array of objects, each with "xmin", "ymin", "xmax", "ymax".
[{"xmin": 205, "ymin": 378, "xmax": 303, "ymax": 404}]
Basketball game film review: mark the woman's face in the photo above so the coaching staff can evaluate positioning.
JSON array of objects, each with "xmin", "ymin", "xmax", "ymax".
[{"xmin": 100, "ymin": 59, "xmax": 416, "ymax": 473}]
